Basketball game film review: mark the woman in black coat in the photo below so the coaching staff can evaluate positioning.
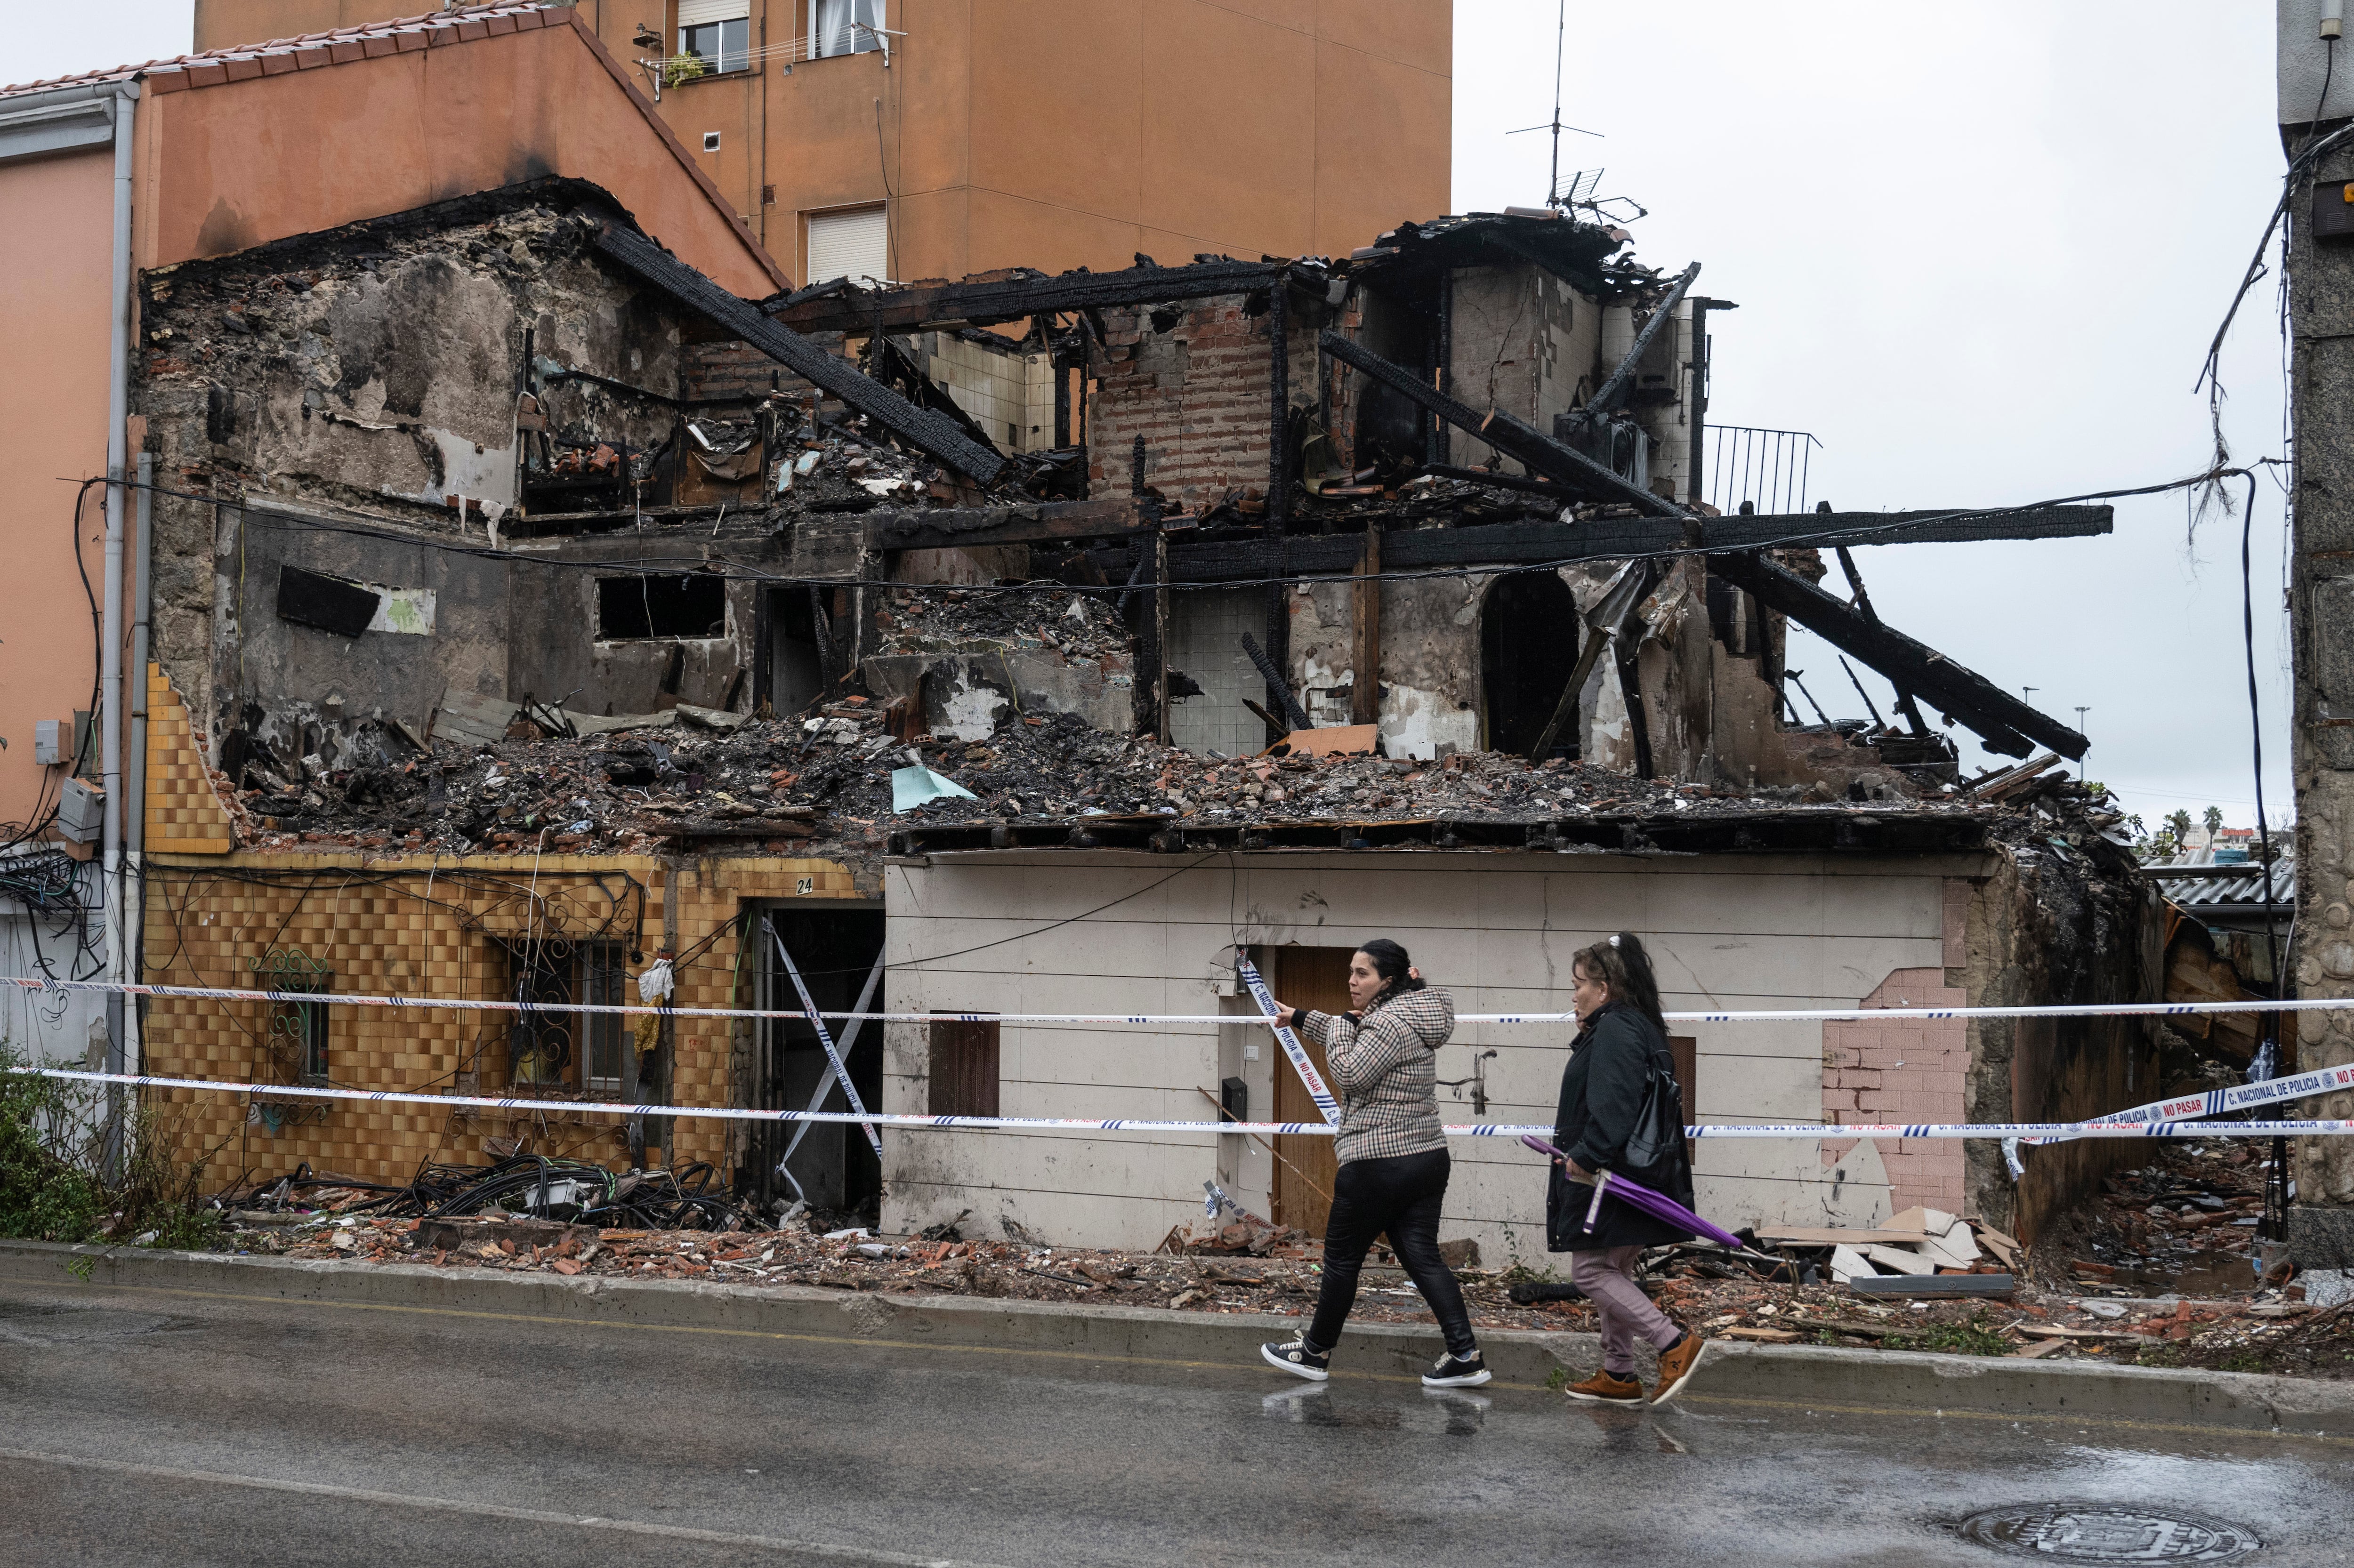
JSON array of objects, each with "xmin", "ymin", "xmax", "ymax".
[{"xmin": 1547, "ymin": 932, "xmax": 1707, "ymax": 1406}]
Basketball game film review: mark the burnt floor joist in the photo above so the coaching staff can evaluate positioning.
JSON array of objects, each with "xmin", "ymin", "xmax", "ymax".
[
  {"xmin": 1065, "ymin": 506, "xmax": 2112, "ymax": 581},
  {"xmin": 590, "ymin": 223, "xmax": 1007, "ymax": 486},
  {"xmin": 857, "ymin": 494, "xmax": 2110, "ymax": 558},
  {"xmin": 883, "ymin": 809, "xmax": 1994, "ymax": 859},
  {"xmin": 767, "ymin": 257, "xmax": 1297, "ymax": 337},
  {"xmin": 1708, "ymin": 550, "xmax": 2088, "ymax": 760}
]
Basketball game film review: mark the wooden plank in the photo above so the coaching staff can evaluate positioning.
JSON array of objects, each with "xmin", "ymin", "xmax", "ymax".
[
  {"xmin": 1707, "ymin": 549, "xmax": 2085, "ymax": 760},
  {"xmin": 1847, "ymin": 1273, "xmax": 2015, "ymax": 1299},
  {"xmin": 1350, "ymin": 523, "xmax": 1380, "ymax": 725},
  {"xmin": 1757, "ymin": 1226, "xmax": 1935, "ymax": 1246}
]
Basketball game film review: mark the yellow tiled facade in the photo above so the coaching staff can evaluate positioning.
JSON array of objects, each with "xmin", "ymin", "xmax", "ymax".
[
  {"xmin": 143, "ymin": 663, "xmax": 237, "ymax": 855},
  {"xmin": 138, "ymin": 847, "xmax": 868, "ymax": 1187}
]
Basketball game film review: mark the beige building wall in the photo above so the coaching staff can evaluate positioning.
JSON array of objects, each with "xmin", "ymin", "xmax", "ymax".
[{"xmin": 878, "ymin": 850, "xmax": 1987, "ymax": 1262}]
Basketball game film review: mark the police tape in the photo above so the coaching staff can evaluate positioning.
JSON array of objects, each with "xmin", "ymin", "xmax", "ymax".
[
  {"xmin": 4, "ymin": 974, "xmax": 2347, "ymax": 1028},
  {"xmin": 11, "ymin": 1066, "xmax": 2354, "ymax": 1142}
]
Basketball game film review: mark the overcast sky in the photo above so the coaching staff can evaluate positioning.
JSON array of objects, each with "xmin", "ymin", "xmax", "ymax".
[
  {"xmin": 11, "ymin": 5, "xmax": 2296, "ymax": 836},
  {"xmin": 1452, "ymin": 2, "xmax": 2294, "ymax": 836}
]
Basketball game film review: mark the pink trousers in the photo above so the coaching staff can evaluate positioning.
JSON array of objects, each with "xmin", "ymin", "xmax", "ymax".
[{"xmin": 1571, "ymin": 1246, "xmax": 1682, "ymax": 1375}]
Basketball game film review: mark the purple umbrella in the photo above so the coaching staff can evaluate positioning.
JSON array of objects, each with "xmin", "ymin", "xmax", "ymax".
[{"xmin": 1520, "ymin": 1134, "xmax": 1746, "ymax": 1251}]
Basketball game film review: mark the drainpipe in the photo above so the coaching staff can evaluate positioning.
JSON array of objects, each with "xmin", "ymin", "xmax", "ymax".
[
  {"xmin": 126, "ymin": 450, "xmax": 153, "ymax": 1085},
  {"xmin": 100, "ymin": 81, "xmax": 138, "ymax": 1159}
]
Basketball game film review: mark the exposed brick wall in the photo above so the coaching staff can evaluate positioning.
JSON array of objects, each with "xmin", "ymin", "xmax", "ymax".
[
  {"xmin": 680, "ymin": 333, "xmax": 848, "ymax": 404},
  {"xmin": 1820, "ymin": 966, "xmax": 1968, "ymax": 1215},
  {"xmin": 1086, "ymin": 298, "xmax": 1309, "ymax": 509}
]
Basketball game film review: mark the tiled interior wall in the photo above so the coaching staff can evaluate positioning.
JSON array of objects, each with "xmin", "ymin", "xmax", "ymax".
[
  {"xmin": 1166, "ymin": 586, "xmax": 1270, "ymax": 758},
  {"xmin": 922, "ymin": 333, "xmax": 1055, "ymax": 454}
]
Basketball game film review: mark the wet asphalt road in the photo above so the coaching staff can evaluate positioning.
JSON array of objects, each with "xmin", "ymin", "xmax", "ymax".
[{"xmin": 0, "ymin": 1266, "xmax": 2345, "ymax": 1568}]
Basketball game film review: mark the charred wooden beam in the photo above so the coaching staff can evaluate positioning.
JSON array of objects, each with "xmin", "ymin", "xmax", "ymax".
[
  {"xmin": 1129, "ymin": 505, "xmax": 2112, "ymax": 580},
  {"xmin": 1706, "ymin": 550, "xmax": 2086, "ymax": 760},
  {"xmin": 1568, "ymin": 261, "xmax": 1700, "ymax": 429},
  {"xmin": 1319, "ymin": 330, "xmax": 1682, "ymax": 517},
  {"xmin": 769, "ymin": 258, "xmax": 1290, "ymax": 336},
  {"xmin": 865, "ymin": 498, "xmax": 1151, "ymax": 552},
  {"xmin": 591, "ymin": 222, "xmax": 1007, "ymax": 486}
]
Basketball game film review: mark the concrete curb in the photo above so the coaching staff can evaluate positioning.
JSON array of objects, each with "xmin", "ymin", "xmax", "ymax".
[{"xmin": 5, "ymin": 1239, "xmax": 2350, "ymax": 1438}]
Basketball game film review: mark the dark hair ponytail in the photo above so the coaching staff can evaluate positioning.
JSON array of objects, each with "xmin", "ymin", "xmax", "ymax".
[
  {"xmin": 1571, "ymin": 932, "xmax": 1666, "ymax": 1035},
  {"xmin": 1355, "ymin": 938, "xmax": 1423, "ymax": 1003}
]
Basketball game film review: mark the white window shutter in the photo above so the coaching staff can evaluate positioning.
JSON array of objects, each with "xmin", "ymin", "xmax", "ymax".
[
  {"xmin": 806, "ymin": 205, "xmax": 889, "ymax": 286},
  {"xmin": 678, "ymin": 0, "xmax": 750, "ymax": 24}
]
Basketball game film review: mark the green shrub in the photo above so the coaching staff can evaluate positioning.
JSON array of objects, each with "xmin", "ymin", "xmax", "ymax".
[{"xmin": 0, "ymin": 1047, "xmax": 218, "ymax": 1249}]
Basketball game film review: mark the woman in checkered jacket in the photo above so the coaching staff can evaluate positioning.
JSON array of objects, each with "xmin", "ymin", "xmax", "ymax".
[{"xmin": 1257, "ymin": 939, "xmax": 1489, "ymax": 1389}]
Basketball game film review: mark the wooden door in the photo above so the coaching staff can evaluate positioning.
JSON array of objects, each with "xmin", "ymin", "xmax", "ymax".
[{"xmin": 1270, "ymin": 946, "xmax": 1355, "ymax": 1235}]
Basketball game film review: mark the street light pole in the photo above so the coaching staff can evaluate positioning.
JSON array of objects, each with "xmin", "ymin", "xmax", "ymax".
[{"xmin": 2074, "ymin": 706, "xmax": 2089, "ymax": 778}]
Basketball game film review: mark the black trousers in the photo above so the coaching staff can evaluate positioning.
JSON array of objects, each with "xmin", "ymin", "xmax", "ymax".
[{"xmin": 1307, "ymin": 1148, "xmax": 1477, "ymax": 1356}]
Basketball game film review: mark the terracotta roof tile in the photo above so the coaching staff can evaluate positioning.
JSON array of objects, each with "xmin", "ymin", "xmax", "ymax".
[{"xmin": 0, "ymin": 4, "xmax": 564, "ymax": 98}]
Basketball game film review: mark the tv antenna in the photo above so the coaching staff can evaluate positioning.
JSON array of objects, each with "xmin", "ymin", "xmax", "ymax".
[{"xmin": 1506, "ymin": 0, "xmax": 1603, "ymax": 209}]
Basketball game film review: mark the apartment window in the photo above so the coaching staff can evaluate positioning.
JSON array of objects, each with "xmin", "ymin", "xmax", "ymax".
[
  {"xmin": 678, "ymin": 0, "xmax": 750, "ymax": 73},
  {"xmin": 813, "ymin": 0, "xmax": 885, "ymax": 58},
  {"xmin": 597, "ymin": 572, "xmax": 727, "ymax": 640},
  {"xmin": 806, "ymin": 203, "xmax": 888, "ymax": 287},
  {"xmin": 927, "ymin": 1016, "xmax": 999, "ymax": 1118}
]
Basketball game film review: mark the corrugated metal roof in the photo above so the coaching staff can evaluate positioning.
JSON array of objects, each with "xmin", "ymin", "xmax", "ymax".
[
  {"xmin": 2150, "ymin": 856, "xmax": 2297, "ymax": 909},
  {"xmin": 1, "ymin": 4, "xmax": 563, "ymax": 100}
]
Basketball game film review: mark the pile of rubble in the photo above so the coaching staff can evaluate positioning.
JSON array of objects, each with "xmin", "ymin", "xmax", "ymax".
[
  {"xmin": 871, "ymin": 585, "xmax": 1132, "ymax": 663},
  {"xmin": 234, "ymin": 677, "xmax": 2131, "ymax": 860},
  {"xmin": 767, "ymin": 408, "xmax": 951, "ymax": 515},
  {"xmin": 202, "ymin": 1171, "xmax": 2350, "ymax": 1375},
  {"xmin": 2049, "ymin": 1141, "xmax": 2280, "ymax": 1298}
]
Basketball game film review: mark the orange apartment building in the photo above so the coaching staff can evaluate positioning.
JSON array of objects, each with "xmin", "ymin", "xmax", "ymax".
[{"xmin": 190, "ymin": 0, "xmax": 1454, "ymax": 288}]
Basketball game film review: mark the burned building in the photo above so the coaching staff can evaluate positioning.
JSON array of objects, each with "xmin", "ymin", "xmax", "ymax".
[{"xmin": 51, "ymin": 62, "xmax": 2163, "ymax": 1251}]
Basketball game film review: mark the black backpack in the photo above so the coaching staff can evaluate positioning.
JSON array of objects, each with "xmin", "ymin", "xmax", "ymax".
[{"xmin": 1621, "ymin": 1039, "xmax": 1687, "ymax": 1175}]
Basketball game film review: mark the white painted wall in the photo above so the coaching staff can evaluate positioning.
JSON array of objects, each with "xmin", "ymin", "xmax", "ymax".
[{"xmin": 877, "ymin": 849, "xmax": 1986, "ymax": 1263}]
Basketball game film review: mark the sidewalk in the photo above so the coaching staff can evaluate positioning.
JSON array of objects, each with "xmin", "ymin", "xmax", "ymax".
[{"xmin": 6, "ymin": 1237, "xmax": 2350, "ymax": 1440}]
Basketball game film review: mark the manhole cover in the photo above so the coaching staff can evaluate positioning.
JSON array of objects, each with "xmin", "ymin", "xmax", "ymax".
[{"xmin": 1959, "ymin": 1504, "xmax": 2260, "ymax": 1562}]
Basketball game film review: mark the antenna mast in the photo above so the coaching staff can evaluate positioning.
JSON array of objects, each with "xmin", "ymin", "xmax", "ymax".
[
  {"xmin": 1548, "ymin": 0, "xmax": 1566, "ymax": 208},
  {"xmin": 1508, "ymin": 0, "xmax": 1601, "ymax": 209}
]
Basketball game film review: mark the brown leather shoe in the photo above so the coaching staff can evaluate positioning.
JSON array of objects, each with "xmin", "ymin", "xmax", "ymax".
[
  {"xmin": 1561, "ymin": 1369, "xmax": 1644, "ymax": 1403},
  {"xmin": 1650, "ymin": 1333, "xmax": 1707, "ymax": 1406}
]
